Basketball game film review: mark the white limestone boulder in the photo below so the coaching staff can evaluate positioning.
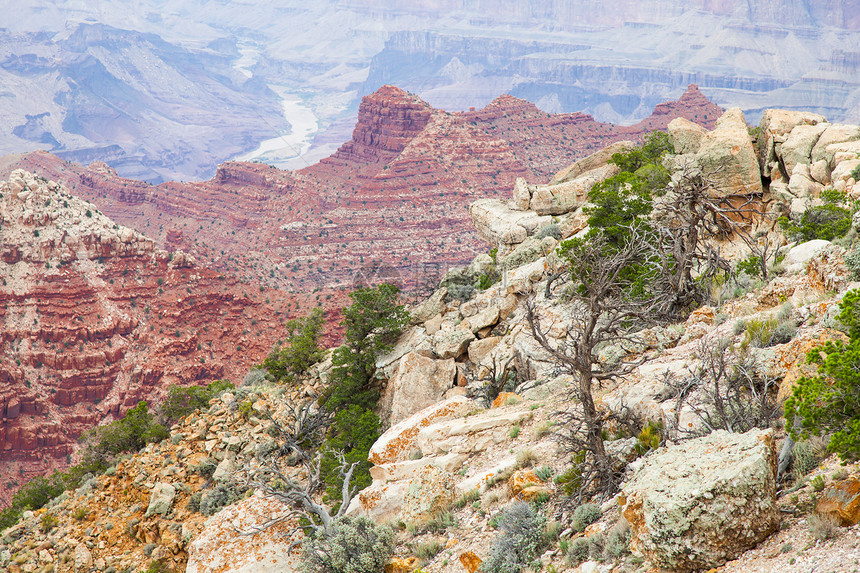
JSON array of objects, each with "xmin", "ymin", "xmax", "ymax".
[{"xmin": 620, "ymin": 429, "xmax": 779, "ymax": 572}]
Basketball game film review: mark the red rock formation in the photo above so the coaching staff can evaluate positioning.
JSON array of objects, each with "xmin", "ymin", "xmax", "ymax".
[
  {"xmin": 0, "ymin": 169, "xmax": 339, "ymax": 506},
  {"xmin": 4, "ymin": 84, "xmax": 722, "ymax": 298}
]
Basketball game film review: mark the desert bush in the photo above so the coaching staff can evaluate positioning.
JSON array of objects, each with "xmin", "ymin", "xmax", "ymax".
[
  {"xmin": 534, "ymin": 466, "xmax": 553, "ymax": 482},
  {"xmin": 844, "ymin": 247, "xmax": 860, "ymax": 280},
  {"xmin": 807, "ymin": 513, "xmax": 838, "ymax": 541},
  {"xmin": 779, "ymin": 189, "xmax": 853, "ymax": 242},
  {"xmin": 605, "ymin": 520, "xmax": 632, "ymax": 558},
  {"xmin": 571, "ymin": 503, "xmax": 601, "ymax": 533},
  {"xmin": 199, "ymin": 483, "xmax": 244, "ymax": 516},
  {"xmin": 670, "ymin": 337, "xmax": 782, "ymax": 437},
  {"xmin": 301, "ymin": 515, "xmax": 394, "ymax": 573},
  {"xmin": 515, "ymin": 447, "xmax": 537, "ymax": 468},
  {"xmin": 480, "ymin": 501, "xmax": 547, "ymax": 573},
  {"xmin": 159, "ymin": 380, "xmax": 234, "ymax": 424},
  {"xmin": 412, "ymin": 538, "xmax": 445, "ymax": 561},
  {"xmin": 743, "ymin": 316, "xmax": 796, "ymax": 348},
  {"xmin": 261, "ymin": 308, "xmax": 325, "ymax": 384},
  {"xmin": 536, "ymin": 223, "xmax": 562, "ymax": 240},
  {"xmin": 791, "ymin": 437, "xmax": 829, "ymax": 482},
  {"xmin": 786, "ymin": 288, "xmax": 860, "ymax": 461},
  {"xmin": 566, "ymin": 537, "xmax": 590, "ymax": 566}
]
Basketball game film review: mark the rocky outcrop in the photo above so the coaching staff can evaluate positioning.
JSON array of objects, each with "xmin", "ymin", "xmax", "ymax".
[
  {"xmin": 186, "ymin": 494, "xmax": 301, "ymax": 573},
  {"xmin": 620, "ymin": 429, "xmax": 780, "ymax": 572},
  {"xmin": 694, "ymin": 108, "xmax": 763, "ymax": 197},
  {"xmin": 385, "ymin": 352, "xmax": 457, "ymax": 425}
]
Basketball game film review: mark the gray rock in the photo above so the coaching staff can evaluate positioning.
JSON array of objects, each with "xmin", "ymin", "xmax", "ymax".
[
  {"xmin": 212, "ymin": 457, "xmax": 236, "ymax": 483},
  {"xmin": 620, "ymin": 429, "xmax": 779, "ymax": 572},
  {"xmin": 668, "ymin": 117, "xmax": 708, "ymax": 154},
  {"xmin": 780, "ymin": 123, "xmax": 829, "ymax": 175},
  {"xmin": 695, "ymin": 108, "xmax": 762, "ymax": 197},
  {"xmin": 411, "ymin": 287, "xmax": 447, "ymax": 324},
  {"xmin": 385, "ymin": 352, "xmax": 457, "ymax": 425},
  {"xmin": 145, "ymin": 482, "xmax": 176, "ymax": 518},
  {"xmin": 432, "ymin": 328, "xmax": 475, "ymax": 359}
]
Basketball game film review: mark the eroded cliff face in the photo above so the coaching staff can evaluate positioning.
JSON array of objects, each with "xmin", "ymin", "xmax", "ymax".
[
  {"xmin": 0, "ymin": 170, "xmax": 325, "ymax": 504},
  {"xmin": 4, "ymin": 85, "xmax": 723, "ymax": 297}
]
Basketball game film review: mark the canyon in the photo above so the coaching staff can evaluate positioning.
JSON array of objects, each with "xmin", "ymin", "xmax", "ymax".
[
  {"xmin": 0, "ymin": 169, "xmax": 338, "ymax": 505},
  {"xmin": 1, "ymin": 1, "xmax": 859, "ymax": 180},
  {"xmin": 4, "ymin": 84, "xmax": 723, "ymax": 296}
]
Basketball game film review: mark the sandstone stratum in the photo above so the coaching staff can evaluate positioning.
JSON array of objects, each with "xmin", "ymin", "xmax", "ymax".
[
  {"xmin": 2, "ymin": 84, "xmax": 722, "ymax": 296},
  {"xmin": 4, "ymin": 103, "xmax": 860, "ymax": 573},
  {"xmin": 0, "ymin": 169, "xmax": 332, "ymax": 506}
]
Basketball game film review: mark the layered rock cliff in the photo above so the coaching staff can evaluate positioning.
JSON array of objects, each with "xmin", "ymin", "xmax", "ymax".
[
  {"xmin": 0, "ymin": 170, "xmax": 322, "ymax": 505},
  {"xmin": 5, "ymin": 85, "xmax": 723, "ymax": 297}
]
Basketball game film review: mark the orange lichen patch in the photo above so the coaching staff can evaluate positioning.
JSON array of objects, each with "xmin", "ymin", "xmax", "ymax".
[
  {"xmin": 459, "ymin": 551, "xmax": 483, "ymax": 573},
  {"xmin": 686, "ymin": 306, "xmax": 715, "ymax": 326},
  {"xmin": 359, "ymin": 488, "xmax": 383, "ymax": 510},
  {"xmin": 385, "ymin": 557, "xmax": 421, "ymax": 573},
  {"xmin": 368, "ymin": 397, "xmax": 472, "ymax": 465},
  {"xmin": 817, "ymin": 477, "xmax": 860, "ymax": 526},
  {"xmin": 508, "ymin": 469, "xmax": 543, "ymax": 499},
  {"xmin": 491, "ymin": 392, "xmax": 520, "ymax": 408}
]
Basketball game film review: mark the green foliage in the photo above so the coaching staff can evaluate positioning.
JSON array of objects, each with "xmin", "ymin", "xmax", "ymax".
[
  {"xmin": 262, "ymin": 308, "xmax": 325, "ymax": 384},
  {"xmin": 40, "ymin": 512, "xmax": 58, "ymax": 533},
  {"xmin": 810, "ymin": 475, "xmax": 826, "ymax": 492},
  {"xmin": 480, "ymin": 501, "xmax": 547, "ymax": 573},
  {"xmin": 851, "ymin": 163, "xmax": 860, "ymax": 182},
  {"xmin": 743, "ymin": 316, "xmax": 796, "ymax": 348},
  {"xmin": 786, "ymin": 288, "xmax": 860, "ymax": 461},
  {"xmin": 534, "ymin": 466, "xmax": 553, "ymax": 482},
  {"xmin": 566, "ymin": 537, "xmax": 590, "ymax": 566},
  {"xmin": 737, "ymin": 255, "xmax": 764, "ymax": 278},
  {"xmin": 159, "ymin": 380, "xmax": 234, "ymax": 424},
  {"xmin": 301, "ymin": 515, "xmax": 395, "ymax": 573},
  {"xmin": 321, "ymin": 406, "xmax": 380, "ymax": 503},
  {"xmin": 571, "ymin": 503, "xmax": 601, "ymax": 533},
  {"xmin": 634, "ymin": 421, "xmax": 663, "ymax": 455},
  {"xmin": 318, "ymin": 285, "xmax": 407, "ymax": 504},
  {"xmin": 779, "ymin": 189, "xmax": 853, "ymax": 242},
  {"xmin": 536, "ymin": 223, "xmax": 562, "ymax": 240},
  {"xmin": 845, "ymin": 247, "xmax": 860, "ymax": 280},
  {"xmin": 412, "ymin": 538, "xmax": 445, "ymax": 561},
  {"xmin": 199, "ymin": 483, "xmax": 244, "ymax": 516},
  {"xmin": 81, "ymin": 401, "xmax": 168, "ymax": 467},
  {"xmin": 555, "ymin": 452, "xmax": 585, "ymax": 496},
  {"xmin": 585, "ymin": 172, "xmax": 654, "ymax": 246},
  {"xmin": 0, "ymin": 401, "xmax": 171, "ymax": 530},
  {"xmin": 324, "ymin": 284, "xmax": 409, "ymax": 412}
]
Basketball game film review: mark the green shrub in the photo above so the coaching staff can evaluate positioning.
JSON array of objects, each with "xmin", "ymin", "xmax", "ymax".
[
  {"xmin": 850, "ymin": 163, "xmax": 860, "ymax": 182},
  {"xmin": 743, "ymin": 316, "xmax": 796, "ymax": 348},
  {"xmin": 534, "ymin": 466, "xmax": 553, "ymax": 482},
  {"xmin": 566, "ymin": 537, "xmax": 590, "ymax": 566},
  {"xmin": 480, "ymin": 501, "xmax": 547, "ymax": 573},
  {"xmin": 845, "ymin": 247, "xmax": 860, "ymax": 280},
  {"xmin": 301, "ymin": 516, "xmax": 394, "ymax": 573},
  {"xmin": 160, "ymin": 380, "xmax": 234, "ymax": 424},
  {"xmin": 41, "ymin": 512, "xmax": 58, "ymax": 533},
  {"xmin": 779, "ymin": 189, "xmax": 853, "ymax": 242},
  {"xmin": 412, "ymin": 538, "xmax": 444, "ymax": 561},
  {"xmin": 199, "ymin": 483, "xmax": 244, "ymax": 516},
  {"xmin": 261, "ymin": 308, "xmax": 325, "ymax": 384},
  {"xmin": 536, "ymin": 223, "xmax": 562, "ymax": 240},
  {"xmin": 571, "ymin": 503, "xmax": 601, "ymax": 533},
  {"xmin": 634, "ymin": 420, "xmax": 663, "ymax": 455},
  {"xmin": 605, "ymin": 520, "xmax": 632, "ymax": 558},
  {"xmin": 786, "ymin": 288, "xmax": 860, "ymax": 461},
  {"xmin": 321, "ymin": 284, "xmax": 408, "ymax": 504}
]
